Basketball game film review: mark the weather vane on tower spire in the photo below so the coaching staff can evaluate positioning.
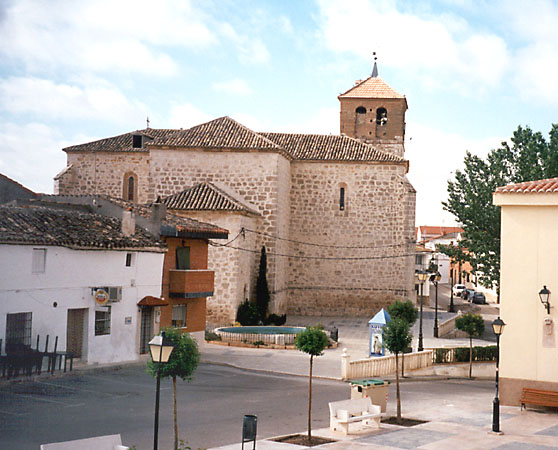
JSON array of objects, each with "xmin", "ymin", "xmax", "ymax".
[{"xmin": 371, "ymin": 52, "xmax": 378, "ymax": 77}]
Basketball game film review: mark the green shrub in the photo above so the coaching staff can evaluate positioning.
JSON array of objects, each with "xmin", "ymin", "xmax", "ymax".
[
  {"xmin": 434, "ymin": 345, "xmax": 498, "ymax": 363},
  {"xmin": 236, "ymin": 299, "xmax": 260, "ymax": 325},
  {"xmin": 205, "ymin": 331, "xmax": 221, "ymax": 341},
  {"xmin": 264, "ymin": 313, "xmax": 287, "ymax": 325}
]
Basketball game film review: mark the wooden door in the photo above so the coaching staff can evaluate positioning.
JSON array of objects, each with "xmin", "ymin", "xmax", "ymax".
[
  {"xmin": 140, "ymin": 307, "xmax": 154, "ymax": 354},
  {"xmin": 67, "ymin": 308, "xmax": 86, "ymax": 358}
]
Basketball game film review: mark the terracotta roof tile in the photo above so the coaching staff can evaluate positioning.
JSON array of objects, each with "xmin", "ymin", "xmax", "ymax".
[
  {"xmin": 161, "ymin": 182, "xmax": 260, "ymax": 215},
  {"xmin": 0, "ymin": 204, "xmax": 165, "ymax": 250},
  {"xmin": 260, "ymin": 132, "xmax": 405, "ymax": 163},
  {"xmin": 138, "ymin": 296, "xmax": 169, "ymax": 306},
  {"xmin": 152, "ymin": 117, "xmax": 284, "ymax": 152},
  {"xmin": 495, "ymin": 177, "xmax": 558, "ymax": 193},
  {"xmin": 338, "ymin": 77, "xmax": 405, "ymax": 99},
  {"xmin": 63, "ymin": 129, "xmax": 175, "ymax": 153},
  {"xmin": 419, "ymin": 226, "xmax": 464, "ymax": 236}
]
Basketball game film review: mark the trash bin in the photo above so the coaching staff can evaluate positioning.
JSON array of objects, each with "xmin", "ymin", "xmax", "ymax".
[{"xmin": 350, "ymin": 378, "xmax": 390, "ymax": 413}]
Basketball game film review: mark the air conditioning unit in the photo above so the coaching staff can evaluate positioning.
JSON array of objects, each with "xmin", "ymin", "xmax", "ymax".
[
  {"xmin": 107, "ymin": 287, "xmax": 122, "ymax": 303},
  {"xmin": 93, "ymin": 287, "xmax": 122, "ymax": 304}
]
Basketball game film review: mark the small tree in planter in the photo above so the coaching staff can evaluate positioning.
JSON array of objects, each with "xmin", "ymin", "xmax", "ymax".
[
  {"xmin": 387, "ymin": 300, "xmax": 418, "ymax": 377},
  {"xmin": 256, "ymin": 246, "xmax": 270, "ymax": 321},
  {"xmin": 383, "ymin": 318, "xmax": 412, "ymax": 424},
  {"xmin": 147, "ymin": 328, "xmax": 200, "ymax": 450},
  {"xmin": 295, "ymin": 326, "xmax": 329, "ymax": 443},
  {"xmin": 455, "ymin": 313, "xmax": 485, "ymax": 378}
]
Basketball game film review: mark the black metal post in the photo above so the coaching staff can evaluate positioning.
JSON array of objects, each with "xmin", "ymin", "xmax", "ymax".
[
  {"xmin": 449, "ymin": 270, "xmax": 455, "ymax": 313},
  {"xmin": 492, "ymin": 333, "xmax": 501, "ymax": 433},
  {"xmin": 418, "ymin": 281, "xmax": 424, "ymax": 352},
  {"xmin": 433, "ymin": 281, "xmax": 439, "ymax": 338},
  {"xmin": 153, "ymin": 340, "xmax": 164, "ymax": 450}
]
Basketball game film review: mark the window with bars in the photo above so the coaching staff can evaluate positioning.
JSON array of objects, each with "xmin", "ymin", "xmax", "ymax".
[
  {"xmin": 6, "ymin": 312, "xmax": 32, "ymax": 348},
  {"xmin": 95, "ymin": 306, "xmax": 111, "ymax": 336},
  {"xmin": 172, "ymin": 304, "xmax": 186, "ymax": 328}
]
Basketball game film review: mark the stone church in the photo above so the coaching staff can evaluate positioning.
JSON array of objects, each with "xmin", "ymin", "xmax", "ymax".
[{"xmin": 55, "ymin": 66, "xmax": 416, "ymax": 325}]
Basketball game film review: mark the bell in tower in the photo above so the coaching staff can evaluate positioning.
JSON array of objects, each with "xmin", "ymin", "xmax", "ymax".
[{"xmin": 338, "ymin": 54, "xmax": 408, "ymax": 155}]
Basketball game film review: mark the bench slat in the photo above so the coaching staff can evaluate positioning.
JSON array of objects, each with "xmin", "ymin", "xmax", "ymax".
[{"xmin": 520, "ymin": 388, "xmax": 558, "ymax": 409}]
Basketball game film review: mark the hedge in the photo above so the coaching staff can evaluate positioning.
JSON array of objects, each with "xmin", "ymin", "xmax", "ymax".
[{"xmin": 434, "ymin": 345, "xmax": 497, "ymax": 364}]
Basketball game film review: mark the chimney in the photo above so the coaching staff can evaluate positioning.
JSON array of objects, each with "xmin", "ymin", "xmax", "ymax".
[
  {"xmin": 122, "ymin": 209, "xmax": 135, "ymax": 236},
  {"xmin": 148, "ymin": 202, "xmax": 167, "ymax": 237}
]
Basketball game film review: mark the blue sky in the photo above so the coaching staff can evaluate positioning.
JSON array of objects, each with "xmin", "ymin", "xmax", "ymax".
[{"xmin": 1, "ymin": 0, "xmax": 557, "ymax": 225}]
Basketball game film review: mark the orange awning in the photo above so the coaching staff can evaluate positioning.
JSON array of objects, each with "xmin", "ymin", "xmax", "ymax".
[{"xmin": 137, "ymin": 296, "xmax": 169, "ymax": 307}]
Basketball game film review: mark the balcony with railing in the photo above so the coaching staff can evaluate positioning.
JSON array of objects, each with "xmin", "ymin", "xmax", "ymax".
[{"xmin": 169, "ymin": 270, "xmax": 215, "ymax": 298}]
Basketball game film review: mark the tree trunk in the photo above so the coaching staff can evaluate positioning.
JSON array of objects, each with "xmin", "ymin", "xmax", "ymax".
[
  {"xmin": 395, "ymin": 352, "xmax": 401, "ymax": 423},
  {"xmin": 173, "ymin": 376, "xmax": 178, "ymax": 450},
  {"xmin": 308, "ymin": 354, "xmax": 313, "ymax": 442},
  {"xmin": 469, "ymin": 336, "xmax": 473, "ymax": 378},
  {"xmin": 401, "ymin": 352, "xmax": 405, "ymax": 378}
]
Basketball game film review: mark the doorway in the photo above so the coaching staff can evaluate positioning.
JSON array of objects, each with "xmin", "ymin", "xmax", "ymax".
[
  {"xmin": 67, "ymin": 308, "xmax": 87, "ymax": 358},
  {"xmin": 140, "ymin": 307, "xmax": 154, "ymax": 354}
]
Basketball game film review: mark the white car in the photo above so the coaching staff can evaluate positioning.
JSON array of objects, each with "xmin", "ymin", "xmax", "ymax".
[{"xmin": 452, "ymin": 284, "xmax": 466, "ymax": 297}]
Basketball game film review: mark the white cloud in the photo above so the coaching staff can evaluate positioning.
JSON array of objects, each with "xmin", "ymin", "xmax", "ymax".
[
  {"xmin": 405, "ymin": 121, "xmax": 504, "ymax": 225},
  {"xmin": 167, "ymin": 103, "xmax": 213, "ymax": 129},
  {"xmin": 0, "ymin": 77, "xmax": 148, "ymax": 125},
  {"xmin": 0, "ymin": 0, "xmax": 216, "ymax": 76},
  {"xmin": 212, "ymin": 79, "xmax": 253, "ymax": 95},
  {"xmin": 316, "ymin": 0, "xmax": 510, "ymax": 94},
  {"xmin": 0, "ymin": 123, "xmax": 68, "ymax": 194},
  {"xmin": 219, "ymin": 23, "xmax": 270, "ymax": 65}
]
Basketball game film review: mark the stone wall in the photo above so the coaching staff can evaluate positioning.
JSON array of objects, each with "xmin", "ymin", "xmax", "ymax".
[
  {"xmin": 149, "ymin": 148, "xmax": 291, "ymax": 314},
  {"xmin": 176, "ymin": 210, "xmax": 259, "ymax": 327},
  {"xmin": 287, "ymin": 161, "xmax": 415, "ymax": 316},
  {"xmin": 57, "ymin": 152, "xmax": 151, "ymax": 202}
]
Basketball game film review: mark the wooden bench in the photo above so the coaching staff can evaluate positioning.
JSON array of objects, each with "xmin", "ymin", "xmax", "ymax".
[
  {"xmin": 520, "ymin": 388, "xmax": 558, "ymax": 410},
  {"xmin": 329, "ymin": 397, "xmax": 381, "ymax": 435}
]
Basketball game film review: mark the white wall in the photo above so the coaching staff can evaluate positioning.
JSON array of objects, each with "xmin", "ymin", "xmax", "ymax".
[{"xmin": 0, "ymin": 244, "xmax": 164, "ymax": 364}]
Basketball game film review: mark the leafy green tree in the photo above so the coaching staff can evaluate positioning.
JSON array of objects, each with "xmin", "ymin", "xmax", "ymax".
[
  {"xmin": 383, "ymin": 318, "xmax": 413, "ymax": 424},
  {"xmin": 147, "ymin": 328, "xmax": 200, "ymax": 450},
  {"xmin": 442, "ymin": 124, "xmax": 558, "ymax": 292},
  {"xmin": 295, "ymin": 326, "xmax": 329, "ymax": 442},
  {"xmin": 387, "ymin": 300, "xmax": 418, "ymax": 377},
  {"xmin": 455, "ymin": 313, "xmax": 485, "ymax": 378},
  {"xmin": 256, "ymin": 246, "xmax": 270, "ymax": 321}
]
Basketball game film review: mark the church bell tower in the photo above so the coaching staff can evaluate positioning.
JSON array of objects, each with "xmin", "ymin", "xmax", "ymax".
[{"xmin": 338, "ymin": 57, "xmax": 408, "ymax": 156}]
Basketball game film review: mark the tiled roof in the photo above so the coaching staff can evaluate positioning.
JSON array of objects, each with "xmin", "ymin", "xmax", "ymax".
[
  {"xmin": 0, "ymin": 204, "xmax": 165, "ymax": 250},
  {"xmin": 102, "ymin": 196, "xmax": 229, "ymax": 238},
  {"xmin": 495, "ymin": 177, "xmax": 558, "ymax": 193},
  {"xmin": 260, "ymin": 132, "xmax": 405, "ymax": 163},
  {"xmin": 151, "ymin": 117, "xmax": 284, "ymax": 152},
  {"xmin": 338, "ymin": 77, "xmax": 405, "ymax": 99},
  {"xmin": 63, "ymin": 128, "xmax": 175, "ymax": 153},
  {"xmin": 161, "ymin": 182, "xmax": 260, "ymax": 215},
  {"xmin": 419, "ymin": 226, "xmax": 464, "ymax": 236}
]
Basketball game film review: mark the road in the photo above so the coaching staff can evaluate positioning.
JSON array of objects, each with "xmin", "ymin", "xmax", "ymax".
[{"xmin": 0, "ymin": 363, "xmax": 349, "ymax": 450}]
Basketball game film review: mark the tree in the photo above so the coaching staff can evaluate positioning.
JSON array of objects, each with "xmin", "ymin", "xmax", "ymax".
[
  {"xmin": 387, "ymin": 300, "xmax": 418, "ymax": 377},
  {"xmin": 256, "ymin": 246, "xmax": 270, "ymax": 321},
  {"xmin": 383, "ymin": 318, "xmax": 413, "ymax": 424},
  {"xmin": 442, "ymin": 124, "xmax": 558, "ymax": 291},
  {"xmin": 294, "ymin": 326, "xmax": 329, "ymax": 443},
  {"xmin": 455, "ymin": 313, "xmax": 485, "ymax": 378},
  {"xmin": 147, "ymin": 328, "xmax": 200, "ymax": 450}
]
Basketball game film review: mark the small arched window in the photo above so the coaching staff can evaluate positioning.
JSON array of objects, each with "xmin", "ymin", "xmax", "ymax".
[
  {"xmin": 123, "ymin": 172, "xmax": 138, "ymax": 202},
  {"xmin": 355, "ymin": 106, "xmax": 366, "ymax": 114},
  {"xmin": 376, "ymin": 107, "xmax": 388, "ymax": 125},
  {"xmin": 340, "ymin": 187, "xmax": 345, "ymax": 211}
]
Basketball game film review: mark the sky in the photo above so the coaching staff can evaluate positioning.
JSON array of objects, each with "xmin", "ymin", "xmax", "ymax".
[{"xmin": 1, "ymin": 0, "xmax": 557, "ymax": 226}]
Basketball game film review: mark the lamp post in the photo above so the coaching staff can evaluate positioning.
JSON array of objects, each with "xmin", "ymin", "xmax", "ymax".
[
  {"xmin": 491, "ymin": 317, "xmax": 506, "ymax": 434},
  {"xmin": 539, "ymin": 285, "xmax": 552, "ymax": 314},
  {"xmin": 417, "ymin": 270, "xmax": 428, "ymax": 352},
  {"xmin": 449, "ymin": 268, "xmax": 455, "ymax": 313},
  {"xmin": 433, "ymin": 272, "xmax": 441, "ymax": 338},
  {"xmin": 149, "ymin": 331, "xmax": 174, "ymax": 450}
]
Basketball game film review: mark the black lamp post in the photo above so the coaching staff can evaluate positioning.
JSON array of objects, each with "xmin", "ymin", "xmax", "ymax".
[
  {"xmin": 417, "ymin": 270, "xmax": 428, "ymax": 352},
  {"xmin": 449, "ymin": 268, "xmax": 455, "ymax": 313},
  {"xmin": 491, "ymin": 317, "xmax": 506, "ymax": 434},
  {"xmin": 433, "ymin": 272, "xmax": 441, "ymax": 338},
  {"xmin": 539, "ymin": 285, "xmax": 552, "ymax": 314},
  {"xmin": 149, "ymin": 331, "xmax": 174, "ymax": 450}
]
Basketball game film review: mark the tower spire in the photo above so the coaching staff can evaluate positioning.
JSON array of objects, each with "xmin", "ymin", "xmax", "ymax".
[{"xmin": 371, "ymin": 52, "xmax": 378, "ymax": 77}]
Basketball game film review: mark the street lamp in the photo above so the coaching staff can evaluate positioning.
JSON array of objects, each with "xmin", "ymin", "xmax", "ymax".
[
  {"xmin": 449, "ymin": 268, "xmax": 455, "ymax": 313},
  {"xmin": 539, "ymin": 285, "xmax": 552, "ymax": 314},
  {"xmin": 417, "ymin": 270, "xmax": 429, "ymax": 352},
  {"xmin": 149, "ymin": 331, "xmax": 174, "ymax": 450},
  {"xmin": 491, "ymin": 317, "xmax": 506, "ymax": 434},
  {"xmin": 433, "ymin": 272, "xmax": 441, "ymax": 338}
]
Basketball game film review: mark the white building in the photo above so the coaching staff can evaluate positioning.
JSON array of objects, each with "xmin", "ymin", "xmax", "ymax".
[{"xmin": 0, "ymin": 203, "xmax": 165, "ymax": 365}]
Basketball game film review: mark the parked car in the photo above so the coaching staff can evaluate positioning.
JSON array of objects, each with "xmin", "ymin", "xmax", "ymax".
[
  {"xmin": 472, "ymin": 292, "xmax": 487, "ymax": 304},
  {"xmin": 462, "ymin": 289, "xmax": 476, "ymax": 301},
  {"xmin": 452, "ymin": 284, "xmax": 466, "ymax": 297}
]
